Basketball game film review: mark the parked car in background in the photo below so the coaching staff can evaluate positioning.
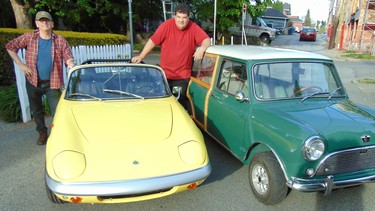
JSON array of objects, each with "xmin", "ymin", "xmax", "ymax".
[
  {"xmin": 45, "ymin": 60, "xmax": 211, "ymax": 204},
  {"xmin": 188, "ymin": 45, "xmax": 375, "ymax": 205},
  {"xmin": 300, "ymin": 27, "xmax": 317, "ymax": 41},
  {"xmin": 229, "ymin": 16, "xmax": 277, "ymax": 44}
]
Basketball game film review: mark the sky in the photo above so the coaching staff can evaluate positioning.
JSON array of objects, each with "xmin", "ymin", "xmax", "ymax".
[{"xmin": 282, "ymin": 0, "xmax": 331, "ymax": 22}]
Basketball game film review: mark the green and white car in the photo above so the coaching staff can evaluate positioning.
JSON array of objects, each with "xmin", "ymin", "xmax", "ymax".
[{"xmin": 187, "ymin": 45, "xmax": 375, "ymax": 205}]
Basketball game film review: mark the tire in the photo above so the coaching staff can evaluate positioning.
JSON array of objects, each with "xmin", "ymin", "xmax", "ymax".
[
  {"xmin": 46, "ymin": 182, "xmax": 66, "ymax": 203},
  {"xmin": 45, "ymin": 170, "xmax": 66, "ymax": 204},
  {"xmin": 259, "ymin": 34, "xmax": 270, "ymax": 44},
  {"xmin": 249, "ymin": 152, "xmax": 288, "ymax": 205}
]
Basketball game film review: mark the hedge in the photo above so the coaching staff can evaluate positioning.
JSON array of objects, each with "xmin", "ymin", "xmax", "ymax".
[{"xmin": 0, "ymin": 28, "xmax": 128, "ymax": 86}]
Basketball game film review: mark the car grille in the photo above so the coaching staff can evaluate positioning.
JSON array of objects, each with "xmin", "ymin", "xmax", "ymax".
[{"xmin": 316, "ymin": 146, "xmax": 375, "ymax": 176}]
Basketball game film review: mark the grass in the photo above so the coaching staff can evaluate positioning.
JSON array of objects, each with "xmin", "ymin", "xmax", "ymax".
[
  {"xmin": 133, "ymin": 43, "xmax": 160, "ymax": 52},
  {"xmin": 341, "ymin": 51, "xmax": 375, "ymax": 59},
  {"xmin": 357, "ymin": 78, "xmax": 375, "ymax": 84}
]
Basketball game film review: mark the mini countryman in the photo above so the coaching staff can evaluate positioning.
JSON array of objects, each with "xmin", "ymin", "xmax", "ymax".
[{"xmin": 187, "ymin": 45, "xmax": 375, "ymax": 205}]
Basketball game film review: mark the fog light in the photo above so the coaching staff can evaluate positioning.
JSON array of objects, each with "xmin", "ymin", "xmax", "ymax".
[
  {"xmin": 306, "ymin": 168, "xmax": 315, "ymax": 176},
  {"xmin": 70, "ymin": 196, "xmax": 83, "ymax": 203}
]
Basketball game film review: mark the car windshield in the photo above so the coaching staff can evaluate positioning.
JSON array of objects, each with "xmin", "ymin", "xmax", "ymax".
[
  {"xmin": 65, "ymin": 65, "xmax": 169, "ymax": 100},
  {"xmin": 253, "ymin": 62, "xmax": 345, "ymax": 100}
]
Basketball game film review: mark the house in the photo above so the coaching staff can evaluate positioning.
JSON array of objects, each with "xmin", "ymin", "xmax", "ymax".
[
  {"xmin": 261, "ymin": 8, "xmax": 290, "ymax": 34},
  {"xmin": 331, "ymin": 0, "xmax": 375, "ymax": 54},
  {"xmin": 288, "ymin": 16, "xmax": 303, "ymax": 32}
]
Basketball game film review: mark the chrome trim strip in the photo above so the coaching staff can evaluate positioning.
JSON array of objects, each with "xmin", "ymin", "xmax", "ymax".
[
  {"xmin": 46, "ymin": 164, "xmax": 211, "ymax": 196},
  {"xmin": 287, "ymin": 174, "xmax": 375, "ymax": 194}
]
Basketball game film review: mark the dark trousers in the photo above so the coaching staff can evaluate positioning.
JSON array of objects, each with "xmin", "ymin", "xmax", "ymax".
[
  {"xmin": 26, "ymin": 80, "xmax": 61, "ymax": 133},
  {"xmin": 167, "ymin": 78, "xmax": 191, "ymax": 113}
]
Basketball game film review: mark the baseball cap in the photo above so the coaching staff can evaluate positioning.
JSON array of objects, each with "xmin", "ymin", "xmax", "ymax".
[{"xmin": 35, "ymin": 11, "xmax": 53, "ymax": 21}]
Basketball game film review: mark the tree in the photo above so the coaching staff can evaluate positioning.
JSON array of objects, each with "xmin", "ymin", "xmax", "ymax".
[
  {"xmin": 189, "ymin": 0, "xmax": 274, "ymax": 38},
  {"xmin": 272, "ymin": 0, "xmax": 283, "ymax": 12},
  {"xmin": 9, "ymin": 0, "xmax": 32, "ymax": 29},
  {"xmin": 304, "ymin": 9, "xmax": 311, "ymax": 27},
  {"xmin": 6, "ymin": 0, "xmax": 163, "ymax": 34}
]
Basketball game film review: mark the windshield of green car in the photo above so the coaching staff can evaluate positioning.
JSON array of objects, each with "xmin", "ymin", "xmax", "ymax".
[
  {"xmin": 65, "ymin": 65, "xmax": 169, "ymax": 100},
  {"xmin": 253, "ymin": 62, "xmax": 345, "ymax": 100}
]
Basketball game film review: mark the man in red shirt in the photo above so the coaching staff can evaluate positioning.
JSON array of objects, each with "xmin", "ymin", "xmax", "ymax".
[
  {"xmin": 132, "ymin": 3, "xmax": 211, "ymax": 111},
  {"xmin": 6, "ymin": 11, "xmax": 75, "ymax": 145}
]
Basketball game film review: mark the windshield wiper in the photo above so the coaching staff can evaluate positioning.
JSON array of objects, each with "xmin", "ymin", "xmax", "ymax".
[
  {"xmin": 103, "ymin": 89, "xmax": 144, "ymax": 99},
  {"xmin": 301, "ymin": 92, "xmax": 330, "ymax": 102},
  {"xmin": 327, "ymin": 87, "xmax": 342, "ymax": 100},
  {"xmin": 69, "ymin": 93, "xmax": 101, "ymax": 101}
]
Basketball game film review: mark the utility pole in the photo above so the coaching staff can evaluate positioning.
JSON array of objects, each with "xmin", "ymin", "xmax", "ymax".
[
  {"xmin": 328, "ymin": 0, "xmax": 341, "ymax": 49},
  {"xmin": 128, "ymin": 0, "xmax": 134, "ymax": 58}
]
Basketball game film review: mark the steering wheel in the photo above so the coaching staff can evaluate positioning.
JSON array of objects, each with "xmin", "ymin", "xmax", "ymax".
[{"xmin": 291, "ymin": 86, "xmax": 322, "ymax": 97}]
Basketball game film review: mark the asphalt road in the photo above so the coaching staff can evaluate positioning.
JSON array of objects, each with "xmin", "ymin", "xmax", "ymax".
[{"xmin": 1, "ymin": 34, "xmax": 375, "ymax": 211}]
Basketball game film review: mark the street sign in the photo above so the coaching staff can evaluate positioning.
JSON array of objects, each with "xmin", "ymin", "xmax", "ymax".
[{"xmin": 242, "ymin": 3, "xmax": 246, "ymax": 21}]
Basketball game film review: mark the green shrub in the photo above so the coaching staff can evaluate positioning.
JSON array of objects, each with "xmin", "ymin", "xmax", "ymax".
[{"xmin": 0, "ymin": 84, "xmax": 21, "ymax": 122}]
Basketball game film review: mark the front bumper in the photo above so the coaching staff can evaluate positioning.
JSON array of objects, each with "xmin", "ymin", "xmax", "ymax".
[
  {"xmin": 46, "ymin": 164, "xmax": 211, "ymax": 196},
  {"xmin": 287, "ymin": 174, "xmax": 375, "ymax": 195}
]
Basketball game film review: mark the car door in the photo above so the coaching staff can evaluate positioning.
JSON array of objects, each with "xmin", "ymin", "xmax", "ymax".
[{"xmin": 206, "ymin": 58, "xmax": 250, "ymax": 158}]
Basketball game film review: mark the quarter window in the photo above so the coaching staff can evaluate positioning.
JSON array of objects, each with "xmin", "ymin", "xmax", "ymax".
[{"xmin": 192, "ymin": 55, "xmax": 216, "ymax": 84}]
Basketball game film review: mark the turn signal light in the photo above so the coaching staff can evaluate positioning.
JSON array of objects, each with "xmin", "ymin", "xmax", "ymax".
[
  {"xmin": 187, "ymin": 183, "xmax": 197, "ymax": 190},
  {"xmin": 70, "ymin": 196, "xmax": 83, "ymax": 203}
]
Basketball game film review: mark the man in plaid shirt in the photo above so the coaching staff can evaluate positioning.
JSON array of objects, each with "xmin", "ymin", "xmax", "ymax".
[{"xmin": 6, "ymin": 11, "xmax": 75, "ymax": 145}]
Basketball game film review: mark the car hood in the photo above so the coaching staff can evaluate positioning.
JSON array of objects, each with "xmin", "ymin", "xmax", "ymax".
[
  {"xmin": 72, "ymin": 101, "xmax": 172, "ymax": 145},
  {"xmin": 47, "ymin": 98, "xmax": 209, "ymax": 182},
  {"xmin": 255, "ymin": 100, "xmax": 375, "ymax": 150}
]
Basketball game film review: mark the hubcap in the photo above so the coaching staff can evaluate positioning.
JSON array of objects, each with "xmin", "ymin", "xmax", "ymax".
[{"xmin": 251, "ymin": 164, "xmax": 269, "ymax": 195}]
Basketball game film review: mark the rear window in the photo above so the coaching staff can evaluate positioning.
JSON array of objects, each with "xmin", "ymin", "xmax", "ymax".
[{"xmin": 302, "ymin": 28, "xmax": 316, "ymax": 33}]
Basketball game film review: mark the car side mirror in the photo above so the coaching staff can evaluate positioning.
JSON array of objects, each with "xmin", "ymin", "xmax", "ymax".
[
  {"xmin": 235, "ymin": 92, "xmax": 249, "ymax": 102},
  {"xmin": 172, "ymin": 86, "xmax": 182, "ymax": 100}
]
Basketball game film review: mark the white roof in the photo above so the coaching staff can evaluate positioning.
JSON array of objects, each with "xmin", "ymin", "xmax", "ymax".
[{"xmin": 205, "ymin": 45, "xmax": 331, "ymax": 61}]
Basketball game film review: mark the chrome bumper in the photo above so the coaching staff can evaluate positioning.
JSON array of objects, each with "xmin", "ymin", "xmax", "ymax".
[
  {"xmin": 287, "ymin": 174, "xmax": 375, "ymax": 195},
  {"xmin": 46, "ymin": 164, "xmax": 211, "ymax": 196}
]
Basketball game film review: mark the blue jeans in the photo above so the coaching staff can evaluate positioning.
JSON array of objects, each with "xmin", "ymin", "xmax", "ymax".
[{"xmin": 26, "ymin": 80, "xmax": 61, "ymax": 133}]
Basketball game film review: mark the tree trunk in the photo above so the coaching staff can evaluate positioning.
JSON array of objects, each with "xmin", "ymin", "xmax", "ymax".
[{"xmin": 9, "ymin": 0, "xmax": 32, "ymax": 29}]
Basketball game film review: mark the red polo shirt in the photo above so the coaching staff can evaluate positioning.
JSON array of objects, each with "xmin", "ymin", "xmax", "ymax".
[{"xmin": 151, "ymin": 19, "xmax": 209, "ymax": 80}]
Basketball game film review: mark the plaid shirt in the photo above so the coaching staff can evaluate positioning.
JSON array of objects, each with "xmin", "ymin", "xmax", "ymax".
[{"xmin": 6, "ymin": 29, "xmax": 74, "ymax": 89}]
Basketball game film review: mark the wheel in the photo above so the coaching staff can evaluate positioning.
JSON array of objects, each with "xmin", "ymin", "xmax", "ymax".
[
  {"xmin": 291, "ymin": 86, "xmax": 322, "ymax": 97},
  {"xmin": 259, "ymin": 34, "xmax": 270, "ymax": 44},
  {"xmin": 249, "ymin": 152, "xmax": 288, "ymax": 205}
]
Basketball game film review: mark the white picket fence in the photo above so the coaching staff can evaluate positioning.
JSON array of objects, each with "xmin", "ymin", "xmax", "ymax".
[{"xmin": 13, "ymin": 44, "xmax": 131, "ymax": 123}]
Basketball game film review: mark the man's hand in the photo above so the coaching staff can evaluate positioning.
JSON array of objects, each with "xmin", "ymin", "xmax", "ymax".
[
  {"xmin": 19, "ymin": 63, "xmax": 32, "ymax": 76},
  {"xmin": 131, "ymin": 56, "xmax": 144, "ymax": 63},
  {"xmin": 193, "ymin": 38, "xmax": 211, "ymax": 61},
  {"xmin": 193, "ymin": 47, "xmax": 205, "ymax": 61}
]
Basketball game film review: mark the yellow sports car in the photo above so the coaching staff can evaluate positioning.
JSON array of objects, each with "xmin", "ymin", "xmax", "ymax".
[{"xmin": 45, "ymin": 61, "xmax": 211, "ymax": 204}]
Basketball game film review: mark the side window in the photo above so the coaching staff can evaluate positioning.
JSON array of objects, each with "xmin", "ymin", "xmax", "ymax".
[
  {"xmin": 191, "ymin": 55, "xmax": 216, "ymax": 84},
  {"xmin": 218, "ymin": 60, "xmax": 248, "ymax": 96}
]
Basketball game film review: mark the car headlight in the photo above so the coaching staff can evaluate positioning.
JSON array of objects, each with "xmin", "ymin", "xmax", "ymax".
[
  {"xmin": 302, "ymin": 136, "xmax": 325, "ymax": 161},
  {"xmin": 178, "ymin": 141, "xmax": 205, "ymax": 165},
  {"xmin": 53, "ymin": 151, "xmax": 86, "ymax": 180}
]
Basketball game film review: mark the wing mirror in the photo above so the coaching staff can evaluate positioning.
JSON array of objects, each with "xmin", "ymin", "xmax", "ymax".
[{"xmin": 172, "ymin": 86, "xmax": 182, "ymax": 100}]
